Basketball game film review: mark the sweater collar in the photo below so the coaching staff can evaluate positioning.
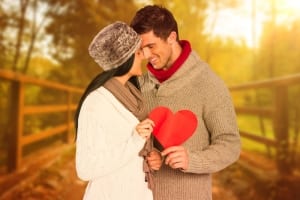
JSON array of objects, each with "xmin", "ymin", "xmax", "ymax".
[{"xmin": 147, "ymin": 40, "xmax": 192, "ymax": 83}]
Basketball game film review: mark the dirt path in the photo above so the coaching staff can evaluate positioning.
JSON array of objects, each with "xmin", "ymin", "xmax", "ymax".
[
  {"xmin": 0, "ymin": 144, "xmax": 238, "ymax": 200},
  {"xmin": 0, "ymin": 144, "xmax": 86, "ymax": 200}
]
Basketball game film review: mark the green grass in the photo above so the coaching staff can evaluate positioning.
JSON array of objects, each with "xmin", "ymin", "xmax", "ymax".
[
  {"xmin": 237, "ymin": 115, "xmax": 274, "ymax": 138},
  {"xmin": 237, "ymin": 114, "xmax": 300, "ymax": 159},
  {"xmin": 237, "ymin": 115, "xmax": 276, "ymax": 156},
  {"xmin": 241, "ymin": 137, "xmax": 276, "ymax": 157}
]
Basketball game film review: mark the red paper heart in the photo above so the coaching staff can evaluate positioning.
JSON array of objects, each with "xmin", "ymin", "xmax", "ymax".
[{"xmin": 148, "ymin": 106, "xmax": 198, "ymax": 149}]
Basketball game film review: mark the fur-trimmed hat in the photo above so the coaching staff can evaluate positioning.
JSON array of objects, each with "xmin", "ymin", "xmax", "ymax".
[{"xmin": 88, "ymin": 21, "xmax": 141, "ymax": 71}]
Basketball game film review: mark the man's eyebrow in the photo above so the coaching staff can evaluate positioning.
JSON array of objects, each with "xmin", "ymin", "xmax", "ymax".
[{"xmin": 141, "ymin": 42, "xmax": 155, "ymax": 49}]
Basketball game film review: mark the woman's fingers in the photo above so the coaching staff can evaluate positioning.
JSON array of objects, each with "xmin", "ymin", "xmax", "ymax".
[{"xmin": 136, "ymin": 118, "xmax": 155, "ymax": 139}]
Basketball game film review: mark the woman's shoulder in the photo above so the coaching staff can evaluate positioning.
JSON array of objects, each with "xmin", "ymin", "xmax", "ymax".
[
  {"xmin": 87, "ymin": 86, "xmax": 116, "ymax": 101},
  {"xmin": 81, "ymin": 87, "xmax": 115, "ymax": 111}
]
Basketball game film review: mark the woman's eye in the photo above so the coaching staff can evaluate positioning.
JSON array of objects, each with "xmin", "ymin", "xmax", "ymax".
[{"xmin": 137, "ymin": 49, "xmax": 142, "ymax": 55}]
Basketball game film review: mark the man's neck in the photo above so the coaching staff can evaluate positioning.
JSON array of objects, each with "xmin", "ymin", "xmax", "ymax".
[{"xmin": 164, "ymin": 41, "xmax": 182, "ymax": 70}]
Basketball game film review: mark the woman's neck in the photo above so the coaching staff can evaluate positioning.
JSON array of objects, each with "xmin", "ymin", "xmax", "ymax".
[{"xmin": 114, "ymin": 75, "xmax": 130, "ymax": 85}]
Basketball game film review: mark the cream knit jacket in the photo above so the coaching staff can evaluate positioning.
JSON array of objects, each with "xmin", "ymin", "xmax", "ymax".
[
  {"xmin": 76, "ymin": 87, "xmax": 152, "ymax": 200},
  {"xmin": 140, "ymin": 51, "xmax": 241, "ymax": 200}
]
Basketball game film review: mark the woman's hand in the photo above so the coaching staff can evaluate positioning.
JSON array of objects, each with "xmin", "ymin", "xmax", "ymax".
[
  {"xmin": 135, "ymin": 118, "xmax": 154, "ymax": 139},
  {"xmin": 147, "ymin": 150, "xmax": 163, "ymax": 170}
]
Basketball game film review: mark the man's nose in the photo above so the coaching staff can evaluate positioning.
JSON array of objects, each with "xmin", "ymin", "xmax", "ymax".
[{"xmin": 142, "ymin": 48, "xmax": 151, "ymax": 59}]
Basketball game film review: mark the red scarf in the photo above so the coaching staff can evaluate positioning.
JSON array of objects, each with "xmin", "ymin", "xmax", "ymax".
[{"xmin": 147, "ymin": 40, "xmax": 191, "ymax": 83}]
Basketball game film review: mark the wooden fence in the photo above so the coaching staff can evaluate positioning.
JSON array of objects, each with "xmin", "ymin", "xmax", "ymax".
[
  {"xmin": 0, "ymin": 69, "xmax": 83, "ymax": 172},
  {"xmin": 1, "ymin": 69, "xmax": 300, "ymax": 174},
  {"xmin": 229, "ymin": 73, "xmax": 300, "ymax": 175}
]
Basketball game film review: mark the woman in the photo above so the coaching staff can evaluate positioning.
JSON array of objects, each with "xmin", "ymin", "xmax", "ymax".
[{"xmin": 74, "ymin": 21, "xmax": 154, "ymax": 200}]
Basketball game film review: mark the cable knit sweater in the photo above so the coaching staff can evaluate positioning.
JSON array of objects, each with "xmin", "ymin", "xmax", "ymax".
[
  {"xmin": 140, "ymin": 51, "xmax": 241, "ymax": 200},
  {"xmin": 76, "ymin": 87, "xmax": 152, "ymax": 200}
]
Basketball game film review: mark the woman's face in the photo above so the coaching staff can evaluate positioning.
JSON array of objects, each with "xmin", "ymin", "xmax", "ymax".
[{"xmin": 129, "ymin": 48, "xmax": 145, "ymax": 76}]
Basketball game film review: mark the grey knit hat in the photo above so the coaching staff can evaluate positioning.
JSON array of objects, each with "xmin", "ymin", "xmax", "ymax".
[{"xmin": 88, "ymin": 21, "xmax": 141, "ymax": 71}]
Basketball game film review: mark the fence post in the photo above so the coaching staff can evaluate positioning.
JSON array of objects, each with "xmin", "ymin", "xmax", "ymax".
[
  {"xmin": 8, "ymin": 81, "xmax": 24, "ymax": 172},
  {"xmin": 273, "ymin": 85, "xmax": 291, "ymax": 175}
]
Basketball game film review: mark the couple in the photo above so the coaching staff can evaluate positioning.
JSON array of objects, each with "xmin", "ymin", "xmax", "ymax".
[{"xmin": 74, "ymin": 5, "xmax": 241, "ymax": 200}]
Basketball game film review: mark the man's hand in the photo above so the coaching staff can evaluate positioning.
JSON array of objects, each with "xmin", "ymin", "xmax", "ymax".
[
  {"xmin": 146, "ymin": 150, "xmax": 163, "ymax": 170},
  {"xmin": 161, "ymin": 146, "xmax": 189, "ymax": 170}
]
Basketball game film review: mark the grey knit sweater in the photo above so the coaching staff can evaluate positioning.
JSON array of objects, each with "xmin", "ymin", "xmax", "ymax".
[{"xmin": 140, "ymin": 51, "xmax": 241, "ymax": 200}]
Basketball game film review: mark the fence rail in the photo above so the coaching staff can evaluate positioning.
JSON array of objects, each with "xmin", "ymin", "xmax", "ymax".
[
  {"xmin": 229, "ymin": 73, "xmax": 300, "ymax": 175},
  {"xmin": 0, "ymin": 69, "xmax": 83, "ymax": 172},
  {"xmin": 1, "ymin": 69, "xmax": 300, "ymax": 174}
]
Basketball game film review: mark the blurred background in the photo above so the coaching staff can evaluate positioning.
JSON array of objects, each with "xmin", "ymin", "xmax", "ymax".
[{"xmin": 0, "ymin": 0, "xmax": 299, "ymax": 199}]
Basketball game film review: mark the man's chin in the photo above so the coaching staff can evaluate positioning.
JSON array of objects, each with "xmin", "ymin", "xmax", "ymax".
[{"xmin": 151, "ymin": 64, "xmax": 163, "ymax": 70}]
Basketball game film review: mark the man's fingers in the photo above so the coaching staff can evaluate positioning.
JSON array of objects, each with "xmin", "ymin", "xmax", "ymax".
[{"xmin": 161, "ymin": 146, "xmax": 185, "ymax": 156}]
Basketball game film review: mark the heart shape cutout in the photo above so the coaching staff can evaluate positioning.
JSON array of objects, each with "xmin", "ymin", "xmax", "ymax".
[{"xmin": 148, "ymin": 106, "xmax": 198, "ymax": 150}]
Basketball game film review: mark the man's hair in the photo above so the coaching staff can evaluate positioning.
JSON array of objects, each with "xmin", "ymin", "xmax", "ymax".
[{"xmin": 130, "ymin": 5, "xmax": 179, "ymax": 41}]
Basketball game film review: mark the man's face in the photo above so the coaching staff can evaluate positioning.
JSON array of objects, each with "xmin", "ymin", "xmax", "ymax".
[{"xmin": 139, "ymin": 30, "xmax": 173, "ymax": 70}]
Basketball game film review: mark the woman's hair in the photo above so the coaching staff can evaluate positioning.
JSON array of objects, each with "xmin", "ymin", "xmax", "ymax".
[
  {"xmin": 130, "ymin": 5, "xmax": 179, "ymax": 41},
  {"xmin": 74, "ymin": 54, "xmax": 137, "ymax": 139}
]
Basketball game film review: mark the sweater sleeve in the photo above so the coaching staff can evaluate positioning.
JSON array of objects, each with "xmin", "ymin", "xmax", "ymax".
[
  {"xmin": 186, "ymin": 82, "xmax": 241, "ymax": 174},
  {"xmin": 75, "ymin": 92, "xmax": 145, "ymax": 181}
]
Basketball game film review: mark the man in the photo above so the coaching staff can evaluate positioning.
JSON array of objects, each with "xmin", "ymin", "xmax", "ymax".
[{"xmin": 130, "ymin": 5, "xmax": 241, "ymax": 200}]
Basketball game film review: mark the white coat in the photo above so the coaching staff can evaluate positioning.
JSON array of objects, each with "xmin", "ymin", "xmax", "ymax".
[{"xmin": 76, "ymin": 87, "xmax": 152, "ymax": 200}]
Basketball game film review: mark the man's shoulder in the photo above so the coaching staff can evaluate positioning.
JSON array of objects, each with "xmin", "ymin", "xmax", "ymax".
[{"xmin": 188, "ymin": 51, "xmax": 207, "ymax": 67}]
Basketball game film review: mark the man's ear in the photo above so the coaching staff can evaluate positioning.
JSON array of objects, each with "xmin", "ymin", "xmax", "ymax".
[{"xmin": 167, "ymin": 31, "xmax": 177, "ymax": 44}]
